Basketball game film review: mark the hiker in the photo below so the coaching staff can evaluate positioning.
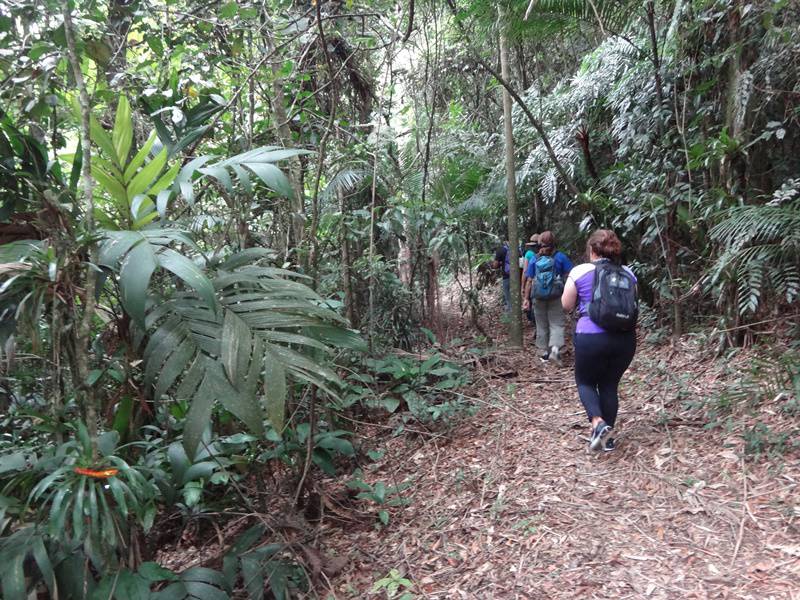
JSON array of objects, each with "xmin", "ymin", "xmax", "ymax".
[
  {"xmin": 561, "ymin": 229, "xmax": 638, "ymax": 453},
  {"xmin": 522, "ymin": 234, "xmax": 540, "ymax": 323},
  {"xmin": 492, "ymin": 240, "xmax": 511, "ymax": 312},
  {"xmin": 522, "ymin": 231, "xmax": 572, "ymax": 364}
]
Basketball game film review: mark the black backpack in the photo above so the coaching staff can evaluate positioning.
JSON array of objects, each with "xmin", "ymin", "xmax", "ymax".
[{"xmin": 588, "ymin": 260, "xmax": 638, "ymax": 332}]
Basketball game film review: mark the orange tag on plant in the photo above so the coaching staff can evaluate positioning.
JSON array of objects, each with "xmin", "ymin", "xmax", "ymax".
[{"xmin": 73, "ymin": 467, "xmax": 119, "ymax": 478}]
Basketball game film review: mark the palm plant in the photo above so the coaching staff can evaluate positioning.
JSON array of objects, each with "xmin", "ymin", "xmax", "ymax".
[{"xmin": 708, "ymin": 181, "xmax": 800, "ymax": 315}]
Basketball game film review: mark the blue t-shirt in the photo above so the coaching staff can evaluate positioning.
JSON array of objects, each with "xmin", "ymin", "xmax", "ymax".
[{"xmin": 525, "ymin": 251, "xmax": 573, "ymax": 279}]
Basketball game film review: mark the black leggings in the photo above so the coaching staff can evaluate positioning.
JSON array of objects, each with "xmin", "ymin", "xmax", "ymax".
[{"xmin": 574, "ymin": 331, "xmax": 636, "ymax": 428}]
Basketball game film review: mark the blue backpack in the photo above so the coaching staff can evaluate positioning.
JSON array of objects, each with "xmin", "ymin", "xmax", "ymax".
[
  {"xmin": 533, "ymin": 255, "xmax": 564, "ymax": 300},
  {"xmin": 503, "ymin": 244, "xmax": 510, "ymax": 275}
]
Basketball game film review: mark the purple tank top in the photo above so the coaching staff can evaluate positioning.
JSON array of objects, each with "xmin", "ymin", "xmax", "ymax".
[{"xmin": 570, "ymin": 262, "xmax": 637, "ymax": 334}]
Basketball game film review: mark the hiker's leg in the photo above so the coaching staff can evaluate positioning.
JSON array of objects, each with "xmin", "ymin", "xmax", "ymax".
[
  {"xmin": 547, "ymin": 299, "xmax": 566, "ymax": 350},
  {"xmin": 532, "ymin": 299, "xmax": 550, "ymax": 350},
  {"xmin": 597, "ymin": 332, "xmax": 636, "ymax": 428},
  {"xmin": 574, "ymin": 333, "xmax": 604, "ymax": 421},
  {"xmin": 502, "ymin": 278, "xmax": 511, "ymax": 312}
]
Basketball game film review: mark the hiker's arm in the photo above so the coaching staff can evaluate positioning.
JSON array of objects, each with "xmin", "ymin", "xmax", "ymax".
[
  {"xmin": 562, "ymin": 277, "xmax": 578, "ymax": 311},
  {"xmin": 560, "ymin": 253, "xmax": 574, "ymax": 274},
  {"xmin": 522, "ymin": 279, "xmax": 532, "ymax": 308}
]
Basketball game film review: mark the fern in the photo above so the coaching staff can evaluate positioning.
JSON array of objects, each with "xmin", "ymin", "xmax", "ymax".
[{"xmin": 709, "ymin": 193, "xmax": 800, "ymax": 315}]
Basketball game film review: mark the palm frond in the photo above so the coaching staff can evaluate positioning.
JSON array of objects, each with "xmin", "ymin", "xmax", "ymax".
[
  {"xmin": 139, "ymin": 250, "xmax": 364, "ymax": 458},
  {"xmin": 709, "ymin": 196, "xmax": 800, "ymax": 315}
]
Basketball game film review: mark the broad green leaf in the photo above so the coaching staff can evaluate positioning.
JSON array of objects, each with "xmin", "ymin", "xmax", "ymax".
[
  {"xmin": 316, "ymin": 434, "xmax": 354, "ymax": 456},
  {"xmin": 219, "ymin": 1, "xmax": 238, "ymax": 18},
  {"xmin": 153, "ymin": 582, "xmax": 188, "ymax": 600},
  {"xmin": 0, "ymin": 549, "xmax": 26, "ymax": 600},
  {"xmin": 221, "ymin": 309, "xmax": 251, "ymax": 383},
  {"xmin": 144, "ymin": 316, "xmax": 185, "ymax": 384},
  {"xmin": 91, "ymin": 115, "xmax": 121, "ymax": 169},
  {"xmin": 48, "ymin": 486, "xmax": 71, "ymax": 536},
  {"xmin": 124, "ymin": 131, "xmax": 157, "ymax": 183},
  {"xmin": 113, "ymin": 96, "xmax": 133, "ymax": 166},
  {"xmin": 107, "ymin": 477, "xmax": 130, "ymax": 519},
  {"xmin": 72, "ymin": 477, "xmax": 86, "ymax": 540},
  {"xmin": 153, "ymin": 340, "xmax": 195, "ymax": 400},
  {"xmin": 243, "ymin": 336, "xmax": 265, "ymax": 399},
  {"xmin": 263, "ymin": 348, "xmax": 286, "ymax": 433},
  {"xmin": 218, "ymin": 248, "xmax": 274, "ymax": 269},
  {"xmin": 120, "ymin": 239, "xmax": 157, "ymax": 325},
  {"xmin": 70, "ymin": 96, "xmax": 116, "ymax": 167},
  {"xmin": 182, "ymin": 371, "xmax": 217, "ymax": 459},
  {"xmin": 199, "ymin": 165, "xmax": 233, "ymax": 192},
  {"xmin": 305, "ymin": 325, "xmax": 366, "ymax": 352},
  {"xmin": 91, "ymin": 163, "xmax": 127, "ymax": 208},
  {"xmin": 116, "ymin": 571, "xmax": 151, "ymax": 600},
  {"xmin": 175, "ymin": 355, "xmax": 208, "ymax": 401},
  {"xmin": 260, "ymin": 330, "xmax": 330, "ymax": 353},
  {"xmin": 99, "ymin": 231, "xmax": 142, "ymax": 267},
  {"xmin": 156, "ymin": 248, "xmax": 217, "ymax": 312},
  {"xmin": 139, "ymin": 562, "xmax": 178, "ymax": 583},
  {"xmin": 156, "ymin": 189, "xmax": 172, "ymax": 218},
  {"xmin": 244, "ymin": 148, "xmax": 311, "ymax": 162},
  {"xmin": 149, "ymin": 161, "xmax": 180, "ymax": 197},
  {"xmin": 240, "ymin": 555, "xmax": 265, "ymax": 600},
  {"xmin": 128, "ymin": 148, "xmax": 167, "ymax": 201},
  {"xmin": 230, "ymin": 163, "xmax": 253, "ymax": 195},
  {"xmin": 216, "ymin": 379, "xmax": 265, "ymax": 436},
  {"xmin": 130, "ymin": 194, "xmax": 155, "ymax": 220},
  {"xmin": 244, "ymin": 162, "xmax": 294, "ymax": 198},
  {"xmin": 183, "ymin": 581, "xmax": 228, "ymax": 600},
  {"xmin": 133, "ymin": 210, "xmax": 159, "ymax": 231},
  {"xmin": 181, "ymin": 566, "xmax": 228, "ymax": 589}
]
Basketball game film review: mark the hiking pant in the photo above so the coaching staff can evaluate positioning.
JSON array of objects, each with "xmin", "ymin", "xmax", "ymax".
[
  {"xmin": 502, "ymin": 277, "xmax": 511, "ymax": 312},
  {"xmin": 574, "ymin": 331, "xmax": 636, "ymax": 428},
  {"xmin": 533, "ymin": 298, "xmax": 564, "ymax": 350}
]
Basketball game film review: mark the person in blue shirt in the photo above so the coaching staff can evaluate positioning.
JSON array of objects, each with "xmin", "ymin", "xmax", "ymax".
[
  {"xmin": 521, "ymin": 234, "xmax": 540, "ymax": 323},
  {"xmin": 522, "ymin": 231, "xmax": 573, "ymax": 365}
]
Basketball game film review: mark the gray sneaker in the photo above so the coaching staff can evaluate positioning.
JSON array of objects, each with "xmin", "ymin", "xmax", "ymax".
[
  {"xmin": 589, "ymin": 421, "xmax": 612, "ymax": 452},
  {"xmin": 549, "ymin": 346, "xmax": 562, "ymax": 367}
]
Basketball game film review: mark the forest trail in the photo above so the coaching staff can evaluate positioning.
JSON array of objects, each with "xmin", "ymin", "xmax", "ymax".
[{"xmin": 326, "ymin": 308, "xmax": 800, "ymax": 599}]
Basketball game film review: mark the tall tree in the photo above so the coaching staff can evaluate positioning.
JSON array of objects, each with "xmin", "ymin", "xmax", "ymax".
[{"xmin": 499, "ymin": 10, "xmax": 523, "ymax": 347}]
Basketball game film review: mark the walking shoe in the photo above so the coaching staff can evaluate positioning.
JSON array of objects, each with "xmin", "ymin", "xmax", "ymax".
[
  {"xmin": 589, "ymin": 421, "xmax": 612, "ymax": 452},
  {"xmin": 603, "ymin": 438, "xmax": 615, "ymax": 452},
  {"xmin": 539, "ymin": 351, "xmax": 550, "ymax": 362},
  {"xmin": 549, "ymin": 346, "xmax": 562, "ymax": 367}
]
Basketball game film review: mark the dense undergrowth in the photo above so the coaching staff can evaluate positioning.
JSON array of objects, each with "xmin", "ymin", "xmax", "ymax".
[{"xmin": 1, "ymin": 0, "xmax": 799, "ymax": 598}]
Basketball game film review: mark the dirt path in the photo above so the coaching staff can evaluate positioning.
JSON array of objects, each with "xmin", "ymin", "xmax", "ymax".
[{"xmin": 326, "ymin": 319, "xmax": 800, "ymax": 598}]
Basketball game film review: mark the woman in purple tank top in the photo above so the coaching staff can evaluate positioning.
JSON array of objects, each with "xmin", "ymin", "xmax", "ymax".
[{"xmin": 561, "ymin": 230, "xmax": 637, "ymax": 452}]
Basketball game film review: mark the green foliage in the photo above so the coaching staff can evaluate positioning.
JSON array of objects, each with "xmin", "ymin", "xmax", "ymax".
[
  {"xmin": 130, "ymin": 248, "xmax": 362, "ymax": 458},
  {"xmin": 372, "ymin": 568, "xmax": 415, "ymax": 599},
  {"xmin": 260, "ymin": 425, "xmax": 356, "ymax": 477},
  {"xmin": 347, "ymin": 470, "xmax": 412, "ymax": 526},
  {"xmin": 708, "ymin": 187, "xmax": 800, "ymax": 315},
  {"xmin": 341, "ymin": 353, "xmax": 473, "ymax": 424},
  {"xmin": 70, "ymin": 96, "xmax": 177, "ymax": 230}
]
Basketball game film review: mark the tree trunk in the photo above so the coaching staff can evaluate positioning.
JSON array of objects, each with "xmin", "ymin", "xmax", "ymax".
[
  {"xmin": 499, "ymin": 13, "xmax": 523, "ymax": 348},
  {"xmin": 338, "ymin": 189, "xmax": 356, "ymax": 327},
  {"xmin": 264, "ymin": 29, "xmax": 305, "ymax": 257},
  {"xmin": 61, "ymin": 0, "xmax": 99, "ymax": 458},
  {"xmin": 646, "ymin": 0, "xmax": 682, "ymax": 339}
]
